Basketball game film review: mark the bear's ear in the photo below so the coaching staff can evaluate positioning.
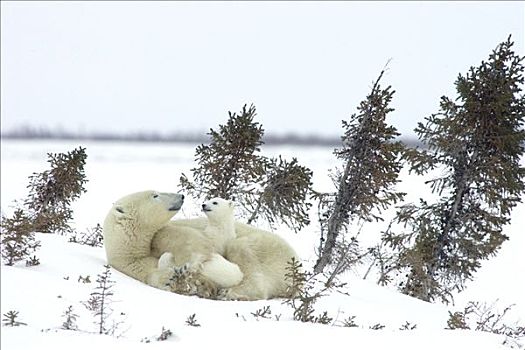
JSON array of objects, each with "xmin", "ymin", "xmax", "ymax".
[{"xmin": 114, "ymin": 205, "xmax": 126, "ymax": 217}]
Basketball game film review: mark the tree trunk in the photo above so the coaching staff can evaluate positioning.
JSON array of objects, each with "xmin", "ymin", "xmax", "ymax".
[
  {"xmin": 313, "ymin": 70, "xmax": 385, "ymax": 274},
  {"xmin": 313, "ymin": 161, "xmax": 356, "ymax": 273}
]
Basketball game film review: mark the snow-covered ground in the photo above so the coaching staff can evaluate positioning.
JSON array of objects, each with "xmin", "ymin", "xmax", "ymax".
[{"xmin": 1, "ymin": 139, "xmax": 523, "ymax": 349}]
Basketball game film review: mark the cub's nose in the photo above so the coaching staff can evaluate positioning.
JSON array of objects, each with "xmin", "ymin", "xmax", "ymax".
[
  {"xmin": 201, "ymin": 204, "xmax": 206, "ymax": 209},
  {"xmin": 180, "ymin": 194, "xmax": 185, "ymax": 200}
]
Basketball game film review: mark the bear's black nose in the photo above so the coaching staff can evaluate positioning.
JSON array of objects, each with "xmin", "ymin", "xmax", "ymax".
[
  {"xmin": 181, "ymin": 194, "xmax": 185, "ymax": 200},
  {"xmin": 201, "ymin": 204, "xmax": 206, "ymax": 209}
]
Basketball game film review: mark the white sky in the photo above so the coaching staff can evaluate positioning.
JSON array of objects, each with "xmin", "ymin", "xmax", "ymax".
[{"xmin": 1, "ymin": 1, "xmax": 524, "ymax": 138}]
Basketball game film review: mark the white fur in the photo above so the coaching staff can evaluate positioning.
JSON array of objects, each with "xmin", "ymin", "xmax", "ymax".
[
  {"xmin": 158, "ymin": 252, "xmax": 175, "ymax": 270},
  {"xmin": 157, "ymin": 250, "xmax": 243, "ymax": 289},
  {"xmin": 200, "ymin": 253, "xmax": 243, "ymax": 288},
  {"xmin": 104, "ymin": 190, "xmax": 300, "ymax": 300},
  {"xmin": 103, "ymin": 191, "xmax": 184, "ymax": 288},
  {"xmin": 152, "ymin": 218, "xmax": 300, "ymax": 300},
  {"xmin": 202, "ymin": 197, "xmax": 236, "ymax": 254},
  {"xmin": 155, "ymin": 196, "xmax": 245, "ymax": 289},
  {"xmin": 103, "ymin": 190, "xmax": 243, "ymax": 291}
]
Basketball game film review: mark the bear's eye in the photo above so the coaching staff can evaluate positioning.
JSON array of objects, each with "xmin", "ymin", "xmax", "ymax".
[
  {"xmin": 153, "ymin": 194, "xmax": 159, "ymax": 199},
  {"xmin": 212, "ymin": 201, "xmax": 218, "ymax": 205}
]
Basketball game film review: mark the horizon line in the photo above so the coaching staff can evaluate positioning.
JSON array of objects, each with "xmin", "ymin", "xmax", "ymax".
[{"xmin": 1, "ymin": 129, "xmax": 422, "ymax": 147}]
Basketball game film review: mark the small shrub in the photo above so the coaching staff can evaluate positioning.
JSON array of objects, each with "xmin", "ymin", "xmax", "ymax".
[
  {"xmin": 69, "ymin": 224, "xmax": 103, "ymax": 247},
  {"xmin": 25, "ymin": 255, "xmax": 40, "ymax": 266},
  {"xmin": 78, "ymin": 275, "xmax": 91, "ymax": 283},
  {"xmin": 369, "ymin": 323, "xmax": 386, "ymax": 330},
  {"xmin": 341, "ymin": 315, "xmax": 359, "ymax": 328},
  {"xmin": 61, "ymin": 305, "xmax": 79, "ymax": 331},
  {"xmin": 141, "ymin": 327, "xmax": 173, "ymax": 343},
  {"xmin": 283, "ymin": 257, "xmax": 341, "ymax": 324},
  {"xmin": 2, "ymin": 310, "xmax": 27, "ymax": 327},
  {"xmin": 84, "ymin": 265, "xmax": 121, "ymax": 335},
  {"xmin": 251, "ymin": 305, "xmax": 272, "ymax": 320},
  {"xmin": 446, "ymin": 310, "xmax": 471, "ymax": 330},
  {"xmin": 0, "ymin": 209, "xmax": 40, "ymax": 266},
  {"xmin": 314, "ymin": 311, "xmax": 333, "ymax": 325},
  {"xmin": 185, "ymin": 314, "xmax": 201, "ymax": 327},
  {"xmin": 156, "ymin": 327, "xmax": 173, "ymax": 341},
  {"xmin": 399, "ymin": 321, "xmax": 417, "ymax": 330},
  {"xmin": 447, "ymin": 301, "xmax": 525, "ymax": 348}
]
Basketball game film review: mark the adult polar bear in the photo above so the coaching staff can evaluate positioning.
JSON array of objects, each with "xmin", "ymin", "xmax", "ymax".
[
  {"xmin": 103, "ymin": 190, "xmax": 242, "ymax": 294},
  {"xmin": 103, "ymin": 190, "xmax": 299, "ymax": 300}
]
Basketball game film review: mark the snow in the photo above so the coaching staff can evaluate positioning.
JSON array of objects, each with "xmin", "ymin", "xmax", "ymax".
[{"xmin": 1, "ymin": 139, "xmax": 523, "ymax": 349}]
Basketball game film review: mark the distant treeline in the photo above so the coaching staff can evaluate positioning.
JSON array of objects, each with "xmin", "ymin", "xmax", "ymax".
[{"xmin": 1, "ymin": 127, "xmax": 422, "ymax": 147}]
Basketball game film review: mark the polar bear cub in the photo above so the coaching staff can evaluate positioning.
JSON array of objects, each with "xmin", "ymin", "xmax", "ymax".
[
  {"xmin": 157, "ymin": 197, "xmax": 243, "ymax": 289},
  {"xmin": 201, "ymin": 197, "xmax": 237, "ymax": 254}
]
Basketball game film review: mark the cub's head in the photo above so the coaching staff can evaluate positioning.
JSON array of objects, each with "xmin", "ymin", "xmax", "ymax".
[
  {"xmin": 110, "ymin": 190, "xmax": 184, "ymax": 231},
  {"xmin": 201, "ymin": 197, "xmax": 234, "ymax": 223}
]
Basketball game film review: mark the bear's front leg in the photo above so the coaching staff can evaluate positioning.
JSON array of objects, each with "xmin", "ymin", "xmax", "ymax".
[
  {"xmin": 200, "ymin": 253, "xmax": 243, "ymax": 288},
  {"xmin": 148, "ymin": 252, "xmax": 190, "ymax": 291},
  {"xmin": 158, "ymin": 252, "xmax": 175, "ymax": 269},
  {"xmin": 145, "ymin": 260, "xmax": 176, "ymax": 291}
]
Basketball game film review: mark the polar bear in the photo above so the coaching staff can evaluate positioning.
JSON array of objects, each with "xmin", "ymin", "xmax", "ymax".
[
  {"xmin": 157, "ymin": 197, "xmax": 241, "ymax": 289},
  {"xmin": 220, "ymin": 221, "xmax": 300, "ymax": 300},
  {"xmin": 201, "ymin": 197, "xmax": 236, "ymax": 254},
  {"xmin": 152, "ymin": 217, "xmax": 300, "ymax": 300},
  {"xmin": 103, "ymin": 190, "xmax": 242, "ymax": 293},
  {"xmin": 104, "ymin": 190, "xmax": 300, "ymax": 300}
]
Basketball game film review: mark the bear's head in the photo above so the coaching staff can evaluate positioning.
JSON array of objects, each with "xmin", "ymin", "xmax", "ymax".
[
  {"xmin": 201, "ymin": 197, "xmax": 234, "ymax": 224},
  {"xmin": 111, "ymin": 190, "xmax": 184, "ymax": 232}
]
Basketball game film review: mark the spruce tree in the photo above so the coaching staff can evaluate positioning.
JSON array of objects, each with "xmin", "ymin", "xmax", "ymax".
[
  {"xmin": 25, "ymin": 146, "xmax": 88, "ymax": 233},
  {"xmin": 180, "ymin": 104, "xmax": 266, "ymax": 201},
  {"xmin": 180, "ymin": 104, "xmax": 313, "ymax": 232},
  {"xmin": 384, "ymin": 36, "xmax": 525, "ymax": 303},
  {"xmin": 313, "ymin": 71, "xmax": 406, "ymax": 273}
]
